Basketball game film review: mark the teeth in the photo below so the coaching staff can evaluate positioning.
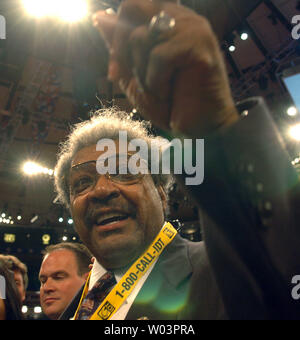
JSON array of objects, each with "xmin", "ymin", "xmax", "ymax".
[{"xmin": 96, "ymin": 213, "xmax": 128, "ymax": 226}]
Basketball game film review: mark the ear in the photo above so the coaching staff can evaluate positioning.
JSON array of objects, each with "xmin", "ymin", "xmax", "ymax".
[{"xmin": 157, "ymin": 186, "xmax": 168, "ymax": 216}]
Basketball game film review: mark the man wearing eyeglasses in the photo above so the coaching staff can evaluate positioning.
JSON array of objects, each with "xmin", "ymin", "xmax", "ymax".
[
  {"xmin": 56, "ymin": 109, "xmax": 224, "ymax": 320},
  {"xmin": 56, "ymin": 0, "xmax": 300, "ymax": 320}
]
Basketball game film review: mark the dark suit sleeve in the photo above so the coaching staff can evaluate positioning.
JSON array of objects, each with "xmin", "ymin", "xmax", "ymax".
[{"xmin": 177, "ymin": 97, "xmax": 300, "ymax": 319}]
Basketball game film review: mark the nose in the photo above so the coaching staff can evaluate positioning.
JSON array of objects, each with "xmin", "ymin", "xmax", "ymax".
[
  {"xmin": 41, "ymin": 279, "xmax": 55, "ymax": 295},
  {"xmin": 87, "ymin": 173, "xmax": 120, "ymax": 203}
]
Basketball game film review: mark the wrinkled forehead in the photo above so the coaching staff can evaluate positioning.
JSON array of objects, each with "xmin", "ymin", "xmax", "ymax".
[
  {"xmin": 71, "ymin": 140, "xmax": 151, "ymax": 169},
  {"xmin": 71, "ymin": 142, "xmax": 120, "ymax": 168}
]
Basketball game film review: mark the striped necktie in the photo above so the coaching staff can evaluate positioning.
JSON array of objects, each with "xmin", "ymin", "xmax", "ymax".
[{"xmin": 76, "ymin": 271, "xmax": 116, "ymax": 320}]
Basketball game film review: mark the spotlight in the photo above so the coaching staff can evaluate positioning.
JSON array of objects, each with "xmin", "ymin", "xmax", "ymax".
[
  {"xmin": 34, "ymin": 306, "xmax": 42, "ymax": 314},
  {"xmin": 22, "ymin": 0, "xmax": 88, "ymax": 23},
  {"xmin": 287, "ymin": 106, "xmax": 298, "ymax": 117},
  {"xmin": 57, "ymin": 0, "xmax": 88, "ymax": 23},
  {"xmin": 22, "ymin": 161, "xmax": 54, "ymax": 176},
  {"xmin": 23, "ymin": 162, "xmax": 41, "ymax": 175},
  {"xmin": 289, "ymin": 124, "xmax": 300, "ymax": 141},
  {"xmin": 58, "ymin": 217, "xmax": 64, "ymax": 223},
  {"xmin": 22, "ymin": 0, "xmax": 48, "ymax": 18},
  {"xmin": 62, "ymin": 235, "xmax": 68, "ymax": 241},
  {"xmin": 17, "ymin": 210, "xmax": 22, "ymax": 221},
  {"xmin": 67, "ymin": 218, "xmax": 73, "ymax": 225},
  {"xmin": 229, "ymin": 45, "xmax": 236, "ymax": 52},
  {"xmin": 240, "ymin": 32, "xmax": 249, "ymax": 41},
  {"xmin": 22, "ymin": 306, "xmax": 28, "ymax": 314}
]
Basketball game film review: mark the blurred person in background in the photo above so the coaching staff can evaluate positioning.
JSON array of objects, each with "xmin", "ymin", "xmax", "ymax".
[
  {"xmin": 0, "ymin": 259, "xmax": 23, "ymax": 320},
  {"xmin": 0, "ymin": 255, "xmax": 28, "ymax": 303},
  {"xmin": 39, "ymin": 242, "xmax": 92, "ymax": 320}
]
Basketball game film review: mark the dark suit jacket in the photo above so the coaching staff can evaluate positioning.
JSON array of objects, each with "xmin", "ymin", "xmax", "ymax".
[
  {"xmin": 60, "ymin": 235, "xmax": 225, "ymax": 320},
  {"xmin": 179, "ymin": 97, "xmax": 300, "ymax": 320}
]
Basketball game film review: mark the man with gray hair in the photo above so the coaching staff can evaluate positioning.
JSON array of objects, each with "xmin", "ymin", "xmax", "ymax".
[
  {"xmin": 56, "ymin": 108, "xmax": 223, "ymax": 320},
  {"xmin": 57, "ymin": 0, "xmax": 300, "ymax": 320}
]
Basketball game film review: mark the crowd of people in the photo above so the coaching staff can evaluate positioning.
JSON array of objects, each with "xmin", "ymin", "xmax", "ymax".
[
  {"xmin": 0, "ymin": 244, "xmax": 92, "ymax": 320},
  {"xmin": 1, "ymin": 0, "xmax": 300, "ymax": 320}
]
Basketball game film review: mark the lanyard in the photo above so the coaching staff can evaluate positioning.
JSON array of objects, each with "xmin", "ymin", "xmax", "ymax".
[{"xmin": 74, "ymin": 222, "xmax": 177, "ymax": 320}]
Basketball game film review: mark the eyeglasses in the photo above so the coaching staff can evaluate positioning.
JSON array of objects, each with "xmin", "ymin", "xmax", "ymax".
[{"xmin": 68, "ymin": 156, "xmax": 149, "ymax": 196}]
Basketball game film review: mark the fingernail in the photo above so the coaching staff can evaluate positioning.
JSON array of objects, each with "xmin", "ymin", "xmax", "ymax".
[{"xmin": 92, "ymin": 9, "xmax": 115, "ymax": 26}]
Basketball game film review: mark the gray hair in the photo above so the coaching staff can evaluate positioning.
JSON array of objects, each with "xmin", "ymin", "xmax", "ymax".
[{"xmin": 54, "ymin": 107, "xmax": 173, "ymax": 209}]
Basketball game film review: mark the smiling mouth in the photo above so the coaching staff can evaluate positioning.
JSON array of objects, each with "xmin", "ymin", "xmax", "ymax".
[{"xmin": 94, "ymin": 214, "xmax": 130, "ymax": 228}]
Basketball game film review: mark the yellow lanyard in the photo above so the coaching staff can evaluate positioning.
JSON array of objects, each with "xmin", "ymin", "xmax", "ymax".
[{"xmin": 74, "ymin": 222, "xmax": 177, "ymax": 320}]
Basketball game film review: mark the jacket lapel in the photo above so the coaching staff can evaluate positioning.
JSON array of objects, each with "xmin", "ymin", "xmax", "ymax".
[
  {"xmin": 59, "ymin": 235, "xmax": 193, "ymax": 320},
  {"xmin": 58, "ymin": 285, "xmax": 84, "ymax": 320},
  {"xmin": 126, "ymin": 235, "xmax": 193, "ymax": 320}
]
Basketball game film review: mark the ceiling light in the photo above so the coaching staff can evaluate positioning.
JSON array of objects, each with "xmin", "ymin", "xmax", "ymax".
[
  {"xmin": 57, "ymin": 0, "xmax": 88, "ymax": 23},
  {"xmin": 22, "ymin": 0, "xmax": 88, "ymax": 23},
  {"xmin": 240, "ymin": 32, "xmax": 248, "ymax": 40},
  {"xmin": 30, "ymin": 214, "xmax": 39, "ymax": 224},
  {"xmin": 229, "ymin": 45, "xmax": 236, "ymax": 52},
  {"xmin": 289, "ymin": 124, "xmax": 300, "ymax": 141},
  {"xmin": 23, "ymin": 162, "xmax": 41, "ymax": 175},
  {"xmin": 22, "ymin": 0, "xmax": 49, "ymax": 18},
  {"xmin": 22, "ymin": 306, "xmax": 28, "ymax": 314},
  {"xmin": 34, "ymin": 306, "xmax": 42, "ymax": 314},
  {"xmin": 68, "ymin": 218, "xmax": 73, "ymax": 224},
  {"xmin": 287, "ymin": 106, "xmax": 298, "ymax": 117},
  {"xmin": 22, "ymin": 161, "xmax": 54, "ymax": 176}
]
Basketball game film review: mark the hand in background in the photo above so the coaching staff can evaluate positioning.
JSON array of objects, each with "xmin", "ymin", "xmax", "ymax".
[{"xmin": 93, "ymin": 0, "xmax": 238, "ymax": 138}]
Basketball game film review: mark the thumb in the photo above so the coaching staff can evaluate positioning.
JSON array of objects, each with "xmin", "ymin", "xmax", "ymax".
[{"xmin": 92, "ymin": 10, "xmax": 117, "ymax": 51}]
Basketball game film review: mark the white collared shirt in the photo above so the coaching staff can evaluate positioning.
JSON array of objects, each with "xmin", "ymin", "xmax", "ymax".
[{"xmin": 88, "ymin": 257, "xmax": 158, "ymax": 320}]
